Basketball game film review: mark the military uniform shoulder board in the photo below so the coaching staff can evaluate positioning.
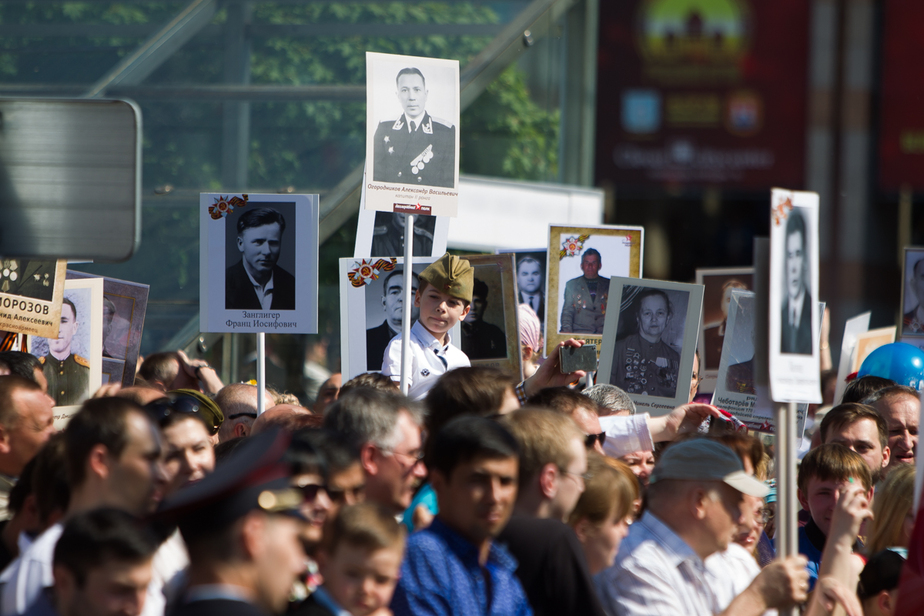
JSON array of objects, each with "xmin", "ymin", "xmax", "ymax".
[
  {"xmin": 38, "ymin": 355, "xmax": 45, "ymax": 365},
  {"xmin": 430, "ymin": 116, "xmax": 454, "ymax": 129},
  {"xmin": 372, "ymin": 225, "xmax": 389, "ymax": 235},
  {"xmin": 74, "ymin": 355, "xmax": 90, "ymax": 368}
]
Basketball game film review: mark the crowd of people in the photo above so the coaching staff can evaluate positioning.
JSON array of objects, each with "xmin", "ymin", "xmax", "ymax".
[{"xmin": 0, "ymin": 253, "xmax": 914, "ymax": 616}]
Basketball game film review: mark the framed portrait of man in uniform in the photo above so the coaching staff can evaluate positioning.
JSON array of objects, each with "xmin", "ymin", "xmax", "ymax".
[
  {"xmin": 353, "ymin": 204, "xmax": 449, "ymax": 259},
  {"xmin": 27, "ymin": 277, "xmax": 103, "ymax": 421},
  {"xmin": 200, "ymin": 193, "xmax": 319, "ymax": 334},
  {"xmin": 365, "ymin": 52, "xmax": 461, "ymax": 218},
  {"xmin": 545, "ymin": 225, "xmax": 644, "ymax": 358},
  {"xmin": 599, "ymin": 277, "xmax": 703, "ymax": 417}
]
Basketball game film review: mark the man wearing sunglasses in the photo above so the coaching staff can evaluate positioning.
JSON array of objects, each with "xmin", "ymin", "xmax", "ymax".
[
  {"xmin": 527, "ymin": 387, "xmax": 606, "ymax": 456},
  {"xmin": 497, "ymin": 408, "xmax": 606, "ymax": 616}
]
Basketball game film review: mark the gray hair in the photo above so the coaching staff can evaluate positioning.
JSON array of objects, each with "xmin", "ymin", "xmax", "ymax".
[
  {"xmin": 862, "ymin": 384, "xmax": 919, "ymax": 406},
  {"xmin": 583, "ymin": 384, "xmax": 636, "ymax": 415},
  {"xmin": 322, "ymin": 387, "xmax": 424, "ymax": 450}
]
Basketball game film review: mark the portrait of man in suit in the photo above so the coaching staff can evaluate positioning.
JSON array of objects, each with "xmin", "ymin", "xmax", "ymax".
[
  {"xmin": 366, "ymin": 269, "xmax": 419, "ymax": 371},
  {"xmin": 225, "ymin": 208, "xmax": 296, "ymax": 311},
  {"xmin": 560, "ymin": 248, "xmax": 609, "ymax": 335},
  {"xmin": 780, "ymin": 209, "xmax": 812, "ymax": 355},
  {"xmin": 516, "ymin": 256, "xmax": 544, "ymax": 327},
  {"xmin": 372, "ymin": 67, "xmax": 456, "ymax": 188}
]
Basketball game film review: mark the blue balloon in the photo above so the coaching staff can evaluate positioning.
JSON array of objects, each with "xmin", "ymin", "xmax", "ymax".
[{"xmin": 857, "ymin": 342, "xmax": 924, "ymax": 390}]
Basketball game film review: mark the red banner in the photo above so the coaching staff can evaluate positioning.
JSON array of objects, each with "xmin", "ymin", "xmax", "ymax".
[
  {"xmin": 878, "ymin": 0, "xmax": 924, "ymax": 192},
  {"xmin": 595, "ymin": 0, "xmax": 810, "ymax": 189}
]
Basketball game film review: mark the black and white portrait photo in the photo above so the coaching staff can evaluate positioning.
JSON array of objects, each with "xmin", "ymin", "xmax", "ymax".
[
  {"xmin": 901, "ymin": 247, "xmax": 924, "ymax": 336},
  {"xmin": 461, "ymin": 275, "xmax": 507, "ymax": 361},
  {"xmin": 515, "ymin": 252, "xmax": 546, "ymax": 327},
  {"xmin": 372, "ymin": 67, "xmax": 455, "ymax": 188},
  {"xmin": 365, "ymin": 268, "xmax": 420, "ymax": 371},
  {"xmin": 780, "ymin": 207, "xmax": 813, "ymax": 355},
  {"xmin": 695, "ymin": 268, "xmax": 753, "ymax": 373},
  {"xmin": 768, "ymin": 188, "xmax": 821, "ymax": 404},
  {"xmin": 371, "ymin": 212, "xmax": 435, "ymax": 258},
  {"xmin": 225, "ymin": 206, "xmax": 297, "ymax": 311},
  {"xmin": 201, "ymin": 193, "xmax": 319, "ymax": 335},
  {"xmin": 609, "ymin": 286, "xmax": 689, "ymax": 399},
  {"xmin": 365, "ymin": 52, "xmax": 460, "ymax": 217}
]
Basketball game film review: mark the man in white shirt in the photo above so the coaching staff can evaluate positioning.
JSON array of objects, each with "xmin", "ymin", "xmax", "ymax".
[
  {"xmin": 596, "ymin": 439, "xmax": 809, "ymax": 616},
  {"xmin": 0, "ymin": 397, "xmax": 169, "ymax": 616}
]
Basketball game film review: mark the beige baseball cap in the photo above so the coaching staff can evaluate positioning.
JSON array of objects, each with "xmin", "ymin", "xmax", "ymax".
[{"xmin": 650, "ymin": 438, "xmax": 769, "ymax": 498}]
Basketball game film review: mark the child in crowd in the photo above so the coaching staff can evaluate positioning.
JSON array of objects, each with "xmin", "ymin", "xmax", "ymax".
[
  {"xmin": 300, "ymin": 502, "xmax": 407, "ymax": 616},
  {"xmin": 797, "ymin": 443, "xmax": 872, "ymax": 591},
  {"xmin": 382, "ymin": 253, "xmax": 473, "ymax": 399}
]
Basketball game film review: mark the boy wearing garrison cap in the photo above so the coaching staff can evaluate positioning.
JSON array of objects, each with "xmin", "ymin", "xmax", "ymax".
[{"xmin": 382, "ymin": 253, "xmax": 473, "ymax": 399}]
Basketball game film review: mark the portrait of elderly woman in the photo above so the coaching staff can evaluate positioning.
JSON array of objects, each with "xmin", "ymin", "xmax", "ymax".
[{"xmin": 610, "ymin": 287, "xmax": 687, "ymax": 398}]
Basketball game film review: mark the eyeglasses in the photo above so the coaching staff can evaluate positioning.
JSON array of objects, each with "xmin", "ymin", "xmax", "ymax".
[
  {"xmin": 380, "ymin": 448, "xmax": 425, "ymax": 466},
  {"xmin": 560, "ymin": 468, "xmax": 593, "ymax": 484},
  {"xmin": 144, "ymin": 394, "xmax": 218, "ymax": 436},
  {"xmin": 585, "ymin": 432, "xmax": 606, "ymax": 448},
  {"xmin": 760, "ymin": 507, "xmax": 775, "ymax": 525}
]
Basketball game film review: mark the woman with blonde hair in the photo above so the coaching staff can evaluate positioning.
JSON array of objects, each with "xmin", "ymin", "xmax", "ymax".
[
  {"xmin": 567, "ymin": 453, "xmax": 639, "ymax": 576},
  {"xmin": 866, "ymin": 464, "xmax": 915, "ymax": 555}
]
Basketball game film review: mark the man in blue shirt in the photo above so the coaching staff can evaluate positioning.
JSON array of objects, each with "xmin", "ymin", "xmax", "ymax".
[{"xmin": 390, "ymin": 416, "xmax": 532, "ymax": 616}]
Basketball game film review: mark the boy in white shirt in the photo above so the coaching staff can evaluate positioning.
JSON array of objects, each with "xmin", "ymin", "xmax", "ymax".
[{"xmin": 382, "ymin": 253, "xmax": 473, "ymax": 399}]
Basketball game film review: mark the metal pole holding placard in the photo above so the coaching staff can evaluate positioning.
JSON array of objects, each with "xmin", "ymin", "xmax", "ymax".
[
  {"xmin": 256, "ymin": 332, "xmax": 266, "ymax": 415},
  {"xmin": 774, "ymin": 400, "xmax": 798, "ymax": 616},
  {"xmin": 399, "ymin": 214, "xmax": 415, "ymax": 395}
]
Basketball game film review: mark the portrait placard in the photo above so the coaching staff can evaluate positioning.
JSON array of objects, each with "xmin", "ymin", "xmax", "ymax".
[
  {"xmin": 67, "ymin": 271, "xmax": 149, "ymax": 388},
  {"xmin": 354, "ymin": 205, "xmax": 449, "ymax": 259},
  {"xmin": 834, "ymin": 312, "xmax": 871, "ymax": 404},
  {"xmin": 851, "ymin": 327, "xmax": 897, "ymax": 372},
  {"xmin": 340, "ymin": 256, "xmax": 461, "ymax": 380},
  {"xmin": 598, "ymin": 277, "xmax": 703, "ymax": 416},
  {"xmin": 28, "ymin": 277, "xmax": 103, "ymax": 424},
  {"xmin": 769, "ymin": 188, "xmax": 821, "ymax": 403},
  {"xmin": 0, "ymin": 259, "xmax": 67, "ymax": 338},
  {"xmin": 462, "ymin": 254, "xmax": 522, "ymax": 377},
  {"xmin": 712, "ymin": 290, "xmax": 761, "ymax": 426},
  {"xmin": 546, "ymin": 225, "xmax": 644, "ymax": 356},
  {"xmin": 498, "ymin": 248, "xmax": 548, "ymax": 339},
  {"xmin": 901, "ymin": 247, "xmax": 924, "ymax": 336},
  {"xmin": 695, "ymin": 267, "xmax": 754, "ymax": 390},
  {"xmin": 200, "ymin": 193, "xmax": 319, "ymax": 334},
  {"xmin": 365, "ymin": 52, "xmax": 460, "ymax": 217}
]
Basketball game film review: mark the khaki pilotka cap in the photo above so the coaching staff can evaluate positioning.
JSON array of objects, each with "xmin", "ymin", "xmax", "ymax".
[
  {"xmin": 418, "ymin": 253, "xmax": 474, "ymax": 303},
  {"xmin": 649, "ymin": 438, "xmax": 770, "ymax": 498}
]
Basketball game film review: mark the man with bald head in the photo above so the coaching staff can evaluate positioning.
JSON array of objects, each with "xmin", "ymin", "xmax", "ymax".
[
  {"xmin": 250, "ymin": 404, "xmax": 315, "ymax": 434},
  {"xmin": 215, "ymin": 383, "xmax": 276, "ymax": 443}
]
